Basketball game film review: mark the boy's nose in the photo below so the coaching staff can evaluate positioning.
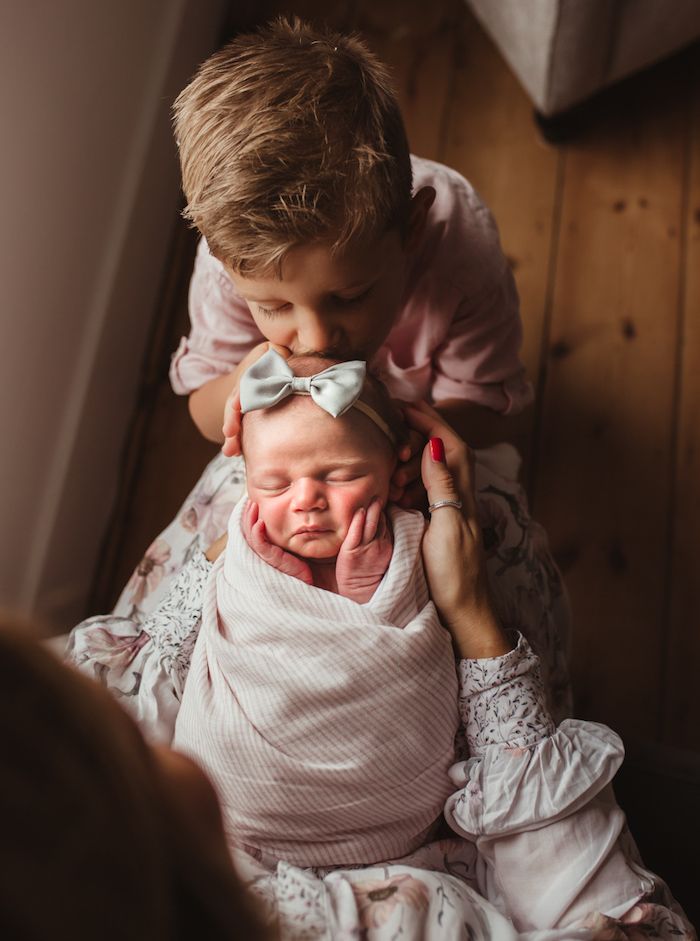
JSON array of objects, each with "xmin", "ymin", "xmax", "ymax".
[
  {"xmin": 291, "ymin": 477, "xmax": 326, "ymax": 511},
  {"xmin": 296, "ymin": 310, "xmax": 338, "ymax": 353}
]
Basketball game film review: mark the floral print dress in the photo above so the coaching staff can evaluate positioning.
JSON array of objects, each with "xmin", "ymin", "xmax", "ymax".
[
  {"xmin": 65, "ymin": 450, "xmax": 695, "ymax": 940},
  {"xmin": 67, "ymin": 600, "xmax": 694, "ymax": 939}
]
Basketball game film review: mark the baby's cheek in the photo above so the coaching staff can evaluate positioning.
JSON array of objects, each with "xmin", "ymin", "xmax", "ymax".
[
  {"xmin": 255, "ymin": 497, "xmax": 288, "ymax": 545},
  {"xmin": 335, "ymin": 485, "xmax": 378, "ymax": 530},
  {"xmin": 335, "ymin": 488, "xmax": 366, "ymax": 520}
]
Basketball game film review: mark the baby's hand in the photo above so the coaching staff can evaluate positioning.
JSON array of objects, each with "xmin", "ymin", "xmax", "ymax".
[
  {"xmin": 222, "ymin": 342, "xmax": 291, "ymax": 456},
  {"xmin": 242, "ymin": 501, "xmax": 313, "ymax": 585},
  {"xmin": 390, "ymin": 423, "xmax": 428, "ymax": 512},
  {"xmin": 335, "ymin": 500, "xmax": 393, "ymax": 604}
]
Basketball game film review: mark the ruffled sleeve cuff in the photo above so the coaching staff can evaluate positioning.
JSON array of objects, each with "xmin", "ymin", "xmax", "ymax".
[
  {"xmin": 446, "ymin": 719, "xmax": 625, "ymax": 840},
  {"xmin": 446, "ymin": 633, "xmax": 626, "ymax": 840}
]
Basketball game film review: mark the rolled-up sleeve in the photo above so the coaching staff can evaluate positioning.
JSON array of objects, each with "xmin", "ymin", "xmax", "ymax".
[{"xmin": 170, "ymin": 238, "xmax": 265, "ymax": 395}]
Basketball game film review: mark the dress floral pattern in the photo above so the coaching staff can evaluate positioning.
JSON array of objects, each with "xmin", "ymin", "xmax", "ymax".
[
  {"xmin": 67, "ymin": 595, "xmax": 694, "ymax": 940},
  {"xmin": 64, "ymin": 445, "xmax": 695, "ymax": 939},
  {"xmin": 219, "ymin": 635, "xmax": 693, "ymax": 940}
]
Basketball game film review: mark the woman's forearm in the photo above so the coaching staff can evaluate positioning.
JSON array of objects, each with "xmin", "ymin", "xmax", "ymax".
[{"xmin": 447, "ymin": 590, "xmax": 512, "ymax": 660}]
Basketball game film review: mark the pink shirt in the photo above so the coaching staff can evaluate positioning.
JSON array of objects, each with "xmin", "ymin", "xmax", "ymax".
[{"xmin": 170, "ymin": 156, "xmax": 533, "ymax": 414}]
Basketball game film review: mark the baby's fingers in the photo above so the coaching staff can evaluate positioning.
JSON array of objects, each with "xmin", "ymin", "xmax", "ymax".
[
  {"xmin": 248, "ymin": 519, "xmax": 274, "ymax": 559},
  {"xmin": 362, "ymin": 499, "xmax": 382, "ymax": 543},
  {"xmin": 343, "ymin": 507, "xmax": 367, "ymax": 551},
  {"xmin": 242, "ymin": 500, "xmax": 259, "ymax": 535}
]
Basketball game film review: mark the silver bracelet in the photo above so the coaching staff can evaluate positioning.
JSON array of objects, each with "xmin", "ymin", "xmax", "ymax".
[{"xmin": 428, "ymin": 499, "xmax": 463, "ymax": 513}]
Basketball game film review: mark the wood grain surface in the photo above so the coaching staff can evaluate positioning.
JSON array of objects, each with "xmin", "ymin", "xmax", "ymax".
[{"xmin": 91, "ymin": 0, "xmax": 700, "ymax": 752}]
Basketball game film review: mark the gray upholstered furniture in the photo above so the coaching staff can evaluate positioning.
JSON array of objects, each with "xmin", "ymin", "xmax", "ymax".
[{"xmin": 464, "ymin": 0, "xmax": 700, "ymax": 117}]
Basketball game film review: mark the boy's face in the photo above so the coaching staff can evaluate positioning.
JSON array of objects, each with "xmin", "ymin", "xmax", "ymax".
[
  {"xmin": 228, "ymin": 228, "xmax": 409, "ymax": 361},
  {"xmin": 243, "ymin": 401, "xmax": 395, "ymax": 561}
]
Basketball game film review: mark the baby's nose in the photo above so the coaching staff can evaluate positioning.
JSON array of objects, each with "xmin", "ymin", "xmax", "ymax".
[{"xmin": 292, "ymin": 477, "xmax": 326, "ymax": 510}]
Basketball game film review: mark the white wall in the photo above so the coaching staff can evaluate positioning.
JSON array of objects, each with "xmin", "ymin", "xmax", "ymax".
[{"xmin": 0, "ymin": 0, "xmax": 228, "ymax": 628}]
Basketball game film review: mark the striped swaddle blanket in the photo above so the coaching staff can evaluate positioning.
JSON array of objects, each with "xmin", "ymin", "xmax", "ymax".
[{"xmin": 174, "ymin": 498, "xmax": 460, "ymax": 868}]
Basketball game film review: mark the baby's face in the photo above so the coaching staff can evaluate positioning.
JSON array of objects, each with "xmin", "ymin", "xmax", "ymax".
[
  {"xmin": 228, "ymin": 229, "xmax": 409, "ymax": 361},
  {"xmin": 244, "ymin": 402, "xmax": 395, "ymax": 561}
]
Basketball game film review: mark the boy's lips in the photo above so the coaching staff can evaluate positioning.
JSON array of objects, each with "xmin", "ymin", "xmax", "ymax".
[{"xmin": 293, "ymin": 526, "xmax": 331, "ymax": 535}]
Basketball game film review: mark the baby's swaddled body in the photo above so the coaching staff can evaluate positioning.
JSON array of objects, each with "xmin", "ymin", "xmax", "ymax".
[{"xmin": 174, "ymin": 497, "xmax": 459, "ymax": 868}]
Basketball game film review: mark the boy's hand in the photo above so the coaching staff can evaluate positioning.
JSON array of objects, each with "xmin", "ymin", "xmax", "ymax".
[
  {"xmin": 222, "ymin": 342, "xmax": 291, "ymax": 456},
  {"xmin": 389, "ymin": 426, "xmax": 428, "ymax": 512},
  {"xmin": 335, "ymin": 500, "xmax": 393, "ymax": 604},
  {"xmin": 241, "ymin": 501, "xmax": 314, "ymax": 585}
]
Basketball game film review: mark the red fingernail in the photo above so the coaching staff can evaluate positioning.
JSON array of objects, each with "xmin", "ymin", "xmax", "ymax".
[{"xmin": 429, "ymin": 437, "xmax": 445, "ymax": 463}]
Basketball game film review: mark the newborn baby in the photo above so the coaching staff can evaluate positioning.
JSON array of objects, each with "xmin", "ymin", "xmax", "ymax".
[
  {"xmin": 174, "ymin": 351, "xmax": 460, "ymax": 869},
  {"xmin": 240, "ymin": 351, "xmax": 400, "ymax": 603}
]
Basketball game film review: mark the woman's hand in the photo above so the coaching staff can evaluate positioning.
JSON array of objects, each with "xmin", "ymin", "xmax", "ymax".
[
  {"xmin": 335, "ymin": 499, "xmax": 393, "ymax": 603},
  {"xmin": 221, "ymin": 342, "xmax": 292, "ymax": 456},
  {"xmin": 241, "ymin": 501, "xmax": 314, "ymax": 585},
  {"xmin": 404, "ymin": 401, "xmax": 511, "ymax": 660}
]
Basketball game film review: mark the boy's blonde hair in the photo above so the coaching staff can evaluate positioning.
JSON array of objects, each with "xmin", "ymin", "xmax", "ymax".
[{"xmin": 173, "ymin": 17, "xmax": 413, "ymax": 275}]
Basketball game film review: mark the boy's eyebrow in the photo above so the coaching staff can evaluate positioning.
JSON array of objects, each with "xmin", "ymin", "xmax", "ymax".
[
  {"xmin": 240, "ymin": 276, "xmax": 378, "ymax": 303},
  {"xmin": 333, "ymin": 276, "xmax": 377, "ymax": 292},
  {"xmin": 239, "ymin": 293, "xmax": 285, "ymax": 303}
]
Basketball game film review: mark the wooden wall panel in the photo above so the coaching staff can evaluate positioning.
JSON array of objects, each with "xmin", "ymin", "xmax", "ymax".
[
  {"xmin": 442, "ymin": 8, "xmax": 561, "ymax": 470},
  {"xmin": 533, "ymin": 62, "xmax": 689, "ymax": 741},
  {"xmin": 355, "ymin": 0, "xmax": 460, "ymax": 161},
  {"xmin": 665, "ymin": 60, "xmax": 700, "ymax": 751}
]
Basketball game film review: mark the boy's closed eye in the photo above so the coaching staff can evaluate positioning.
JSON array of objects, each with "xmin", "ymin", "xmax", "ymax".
[
  {"xmin": 331, "ymin": 286, "xmax": 373, "ymax": 306},
  {"xmin": 254, "ymin": 285, "xmax": 375, "ymax": 318},
  {"xmin": 256, "ymin": 303, "xmax": 290, "ymax": 317}
]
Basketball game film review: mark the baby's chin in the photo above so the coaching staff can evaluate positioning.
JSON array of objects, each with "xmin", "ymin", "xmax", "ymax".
[{"xmin": 284, "ymin": 531, "xmax": 344, "ymax": 561}]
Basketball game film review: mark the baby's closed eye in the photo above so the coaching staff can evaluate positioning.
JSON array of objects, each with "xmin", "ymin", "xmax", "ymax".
[
  {"xmin": 251, "ymin": 477, "xmax": 290, "ymax": 492},
  {"xmin": 325, "ymin": 473, "xmax": 363, "ymax": 484}
]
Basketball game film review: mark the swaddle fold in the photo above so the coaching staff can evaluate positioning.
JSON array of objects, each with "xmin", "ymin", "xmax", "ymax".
[{"xmin": 174, "ymin": 498, "xmax": 460, "ymax": 867}]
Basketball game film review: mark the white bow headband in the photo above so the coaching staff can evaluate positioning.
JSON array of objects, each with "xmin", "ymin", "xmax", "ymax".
[{"xmin": 239, "ymin": 349, "xmax": 396, "ymax": 445}]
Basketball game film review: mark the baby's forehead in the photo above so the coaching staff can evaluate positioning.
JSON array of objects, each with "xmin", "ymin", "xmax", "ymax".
[{"xmin": 242, "ymin": 398, "xmax": 383, "ymax": 461}]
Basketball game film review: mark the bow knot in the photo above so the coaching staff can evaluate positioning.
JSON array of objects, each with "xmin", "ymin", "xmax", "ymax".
[
  {"xmin": 290, "ymin": 376, "xmax": 312, "ymax": 393},
  {"xmin": 240, "ymin": 349, "xmax": 367, "ymax": 418}
]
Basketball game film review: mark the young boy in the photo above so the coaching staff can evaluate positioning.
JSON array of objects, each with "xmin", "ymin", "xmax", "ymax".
[
  {"xmin": 173, "ymin": 351, "xmax": 462, "ymax": 868},
  {"xmin": 111, "ymin": 15, "xmax": 573, "ymax": 726},
  {"xmin": 171, "ymin": 17, "xmax": 532, "ymax": 465}
]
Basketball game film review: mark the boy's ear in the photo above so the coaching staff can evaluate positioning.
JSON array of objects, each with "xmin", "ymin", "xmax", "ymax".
[{"xmin": 404, "ymin": 186, "xmax": 436, "ymax": 252}]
